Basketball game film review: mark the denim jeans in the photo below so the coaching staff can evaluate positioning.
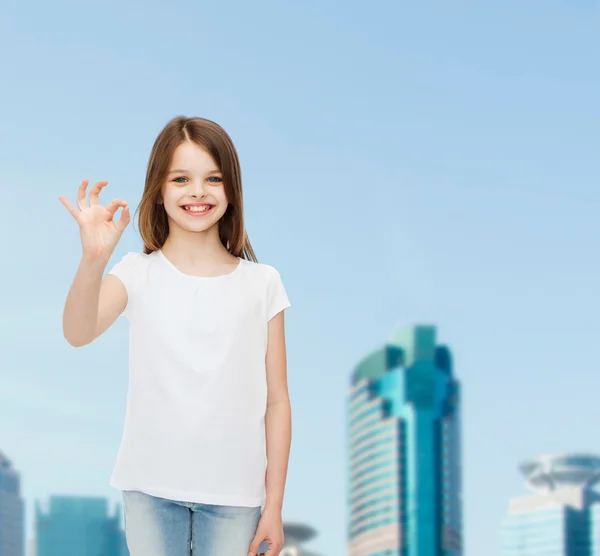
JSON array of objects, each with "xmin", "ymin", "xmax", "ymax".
[{"xmin": 122, "ymin": 490, "xmax": 267, "ymax": 556}]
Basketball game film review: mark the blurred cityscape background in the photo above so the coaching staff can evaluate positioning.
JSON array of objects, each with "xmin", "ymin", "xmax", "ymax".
[
  {"xmin": 4, "ymin": 324, "xmax": 600, "ymax": 555},
  {"xmin": 1, "ymin": 1, "xmax": 599, "ymax": 555}
]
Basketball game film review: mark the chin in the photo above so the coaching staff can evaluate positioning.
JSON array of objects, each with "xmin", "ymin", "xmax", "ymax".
[{"xmin": 180, "ymin": 220, "xmax": 218, "ymax": 233}]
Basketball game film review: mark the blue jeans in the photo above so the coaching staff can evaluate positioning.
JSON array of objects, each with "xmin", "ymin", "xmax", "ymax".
[{"xmin": 122, "ymin": 490, "xmax": 267, "ymax": 556}]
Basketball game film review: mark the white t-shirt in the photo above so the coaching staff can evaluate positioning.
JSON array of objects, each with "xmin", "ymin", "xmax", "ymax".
[{"xmin": 107, "ymin": 249, "xmax": 291, "ymax": 507}]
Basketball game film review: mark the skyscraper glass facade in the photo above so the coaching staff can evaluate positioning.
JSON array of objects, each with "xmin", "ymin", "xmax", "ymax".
[
  {"xmin": 347, "ymin": 325, "xmax": 462, "ymax": 556},
  {"xmin": 36, "ymin": 495, "xmax": 125, "ymax": 556},
  {"xmin": 501, "ymin": 454, "xmax": 600, "ymax": 556},
  {"xmin": 0, "ymin": 451, "xmax": 24, "ymax": 556}
]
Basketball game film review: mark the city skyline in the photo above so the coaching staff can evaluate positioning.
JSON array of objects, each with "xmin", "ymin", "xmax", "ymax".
[
  {"xmin": 11, "ymin": 450, "xmax": 600, "ymax": 555},
  {"xmin": 0, "ymin": 466, "xmax": 323, "ymax": 556}
]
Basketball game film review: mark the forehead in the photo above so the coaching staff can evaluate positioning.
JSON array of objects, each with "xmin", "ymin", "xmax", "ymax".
[{"xmin": 170, "ymin": 142, "xmax": 219, "ymax": 171}]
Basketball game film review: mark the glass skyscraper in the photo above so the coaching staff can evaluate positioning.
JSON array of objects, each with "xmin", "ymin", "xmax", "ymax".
[
  {"xmin": 347, "ymin": 324, "xmax": 462, "ymax": 556},
  {"xmin": 502, "ymin": 453, "xmax": 600, "ymax": 556},
  {"xmin": 35, "ymin": 495, "xmax": 125, "ymax": 556},
  {"xmin": 0, "ymin": 451, "xmax": 24, "ymax": 556}
]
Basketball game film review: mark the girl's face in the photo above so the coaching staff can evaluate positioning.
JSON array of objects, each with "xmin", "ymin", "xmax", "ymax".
[{"xmin": 161, "ymin": 141, "xmax": 229, "ymax": 235}]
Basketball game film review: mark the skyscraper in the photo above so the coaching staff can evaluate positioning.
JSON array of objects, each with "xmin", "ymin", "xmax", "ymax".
[
  {"xmin": 0, "ymin": 451, "xmax": 25, "ymax": 556},
  {"xmin": 35, "ymin": 496, "xmax": 124, "ymax": 556},
  {"xmin": 501, "ymin": 453, "xmax": 600, "ymax": 556},
  {"xmin": 347, "ymin": 324, "xmax": 462, "ymax": 556}
]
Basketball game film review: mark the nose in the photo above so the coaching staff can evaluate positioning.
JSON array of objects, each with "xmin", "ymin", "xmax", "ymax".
[{"xmin": 189, "ymin": 178, "xmax": 207, "ymax": 199}]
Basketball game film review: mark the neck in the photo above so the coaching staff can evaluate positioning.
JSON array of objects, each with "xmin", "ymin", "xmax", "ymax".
[{"xmin": 161, "ymin": 222, "xmax": 232, "ymax": 263}]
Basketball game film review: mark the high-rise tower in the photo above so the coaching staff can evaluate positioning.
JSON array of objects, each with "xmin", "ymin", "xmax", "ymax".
[
  {"xmin": 347, "ymin": 324, "xmax": 462, "ymax": 556},
  {"xmin": 0, "ymin": 451, "xmax": 25, "ymax": 556},
  {"xmin": 502, "ymin": 454, "xmax": 600, "ymax": 556}
]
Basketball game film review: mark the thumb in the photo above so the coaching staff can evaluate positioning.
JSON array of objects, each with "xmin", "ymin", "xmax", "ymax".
[{"xmin": 115, "ymin": 205, "xmax": 131, "ymax": 234}]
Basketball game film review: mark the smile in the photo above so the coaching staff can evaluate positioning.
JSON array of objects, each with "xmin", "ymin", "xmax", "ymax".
[{"xmin": 180, "ymin": 204, "xmax": 215, "ymax": 216}]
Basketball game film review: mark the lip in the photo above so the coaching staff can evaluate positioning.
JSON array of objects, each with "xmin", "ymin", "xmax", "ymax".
[{"xmin": 180, "ymin": 204, "xmax": 215, "ymax": 217}]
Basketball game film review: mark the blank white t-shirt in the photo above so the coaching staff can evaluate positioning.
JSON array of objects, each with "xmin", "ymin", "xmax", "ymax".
[{"xmin": 107, "ymin": 249, "xmax": 290, "ymax": 507}]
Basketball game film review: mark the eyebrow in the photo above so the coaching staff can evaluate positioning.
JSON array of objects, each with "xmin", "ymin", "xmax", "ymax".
[{"xmin": 168, "ymin": 168, "xmax": 222, "ymax": 175}]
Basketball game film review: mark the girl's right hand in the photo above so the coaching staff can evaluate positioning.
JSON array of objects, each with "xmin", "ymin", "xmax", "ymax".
[{"xmin": 59, "ymin": 179, "xmax": 130, "ymax": 262}]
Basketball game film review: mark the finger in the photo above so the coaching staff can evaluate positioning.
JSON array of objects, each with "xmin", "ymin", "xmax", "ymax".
[
  {"xmin": 115, "ymin": 205, "xmax": 131, "ymax": 234},
  {"xmin": 58, "ymin": 196, "xmax": 81, "ymax": 222},
  {"xmin": 265, "ymin": 540, "xmax": 284, "ymax": 555},
  {"xmin": 89, "ymin": 180, "xmax": 109, "ymax": 206},
  {"xmin": 105, "ymin": 199, "xmax": 127, "ymax": 216},
  {"xmin": 76, "ymin": 179, "xmax": 89, "ymax": 210},
  {"xmin": 248, "ymin": 535, "xmax": 263, "ymax": 556}
]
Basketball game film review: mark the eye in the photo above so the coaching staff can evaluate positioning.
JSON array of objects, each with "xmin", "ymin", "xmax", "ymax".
[
  {"xmin": 208, "ymin": 176, "xmax": 223, "ymax": 183},
  {"xmin": 172, "ymin": 176, "xmax": 188, "ymax": 184}
]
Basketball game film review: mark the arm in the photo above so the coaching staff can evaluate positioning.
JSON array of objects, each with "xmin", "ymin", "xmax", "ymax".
[
  {"xmin": 59, "ymin": 178, "xmax": 130, "ymax": 347},
  {"xmin": 63, "ymin": 257, "xmax": 127, "ymax": 347},
  {"xmin": 264, "ymin": 309, "xmax": 292, "ymax": 512},
  {"xmin": 248, "ymin": 310, "xmax": 291, "ymax": 556}
]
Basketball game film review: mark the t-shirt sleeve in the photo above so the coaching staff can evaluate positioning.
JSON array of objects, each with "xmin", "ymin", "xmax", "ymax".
[
  {"xmin": 107, "ymin": 252, "xmax": 142, "ymax": 318},
  {"xmin": 266, "ymin": 266, "xmax": 291, "ymax": 322}
]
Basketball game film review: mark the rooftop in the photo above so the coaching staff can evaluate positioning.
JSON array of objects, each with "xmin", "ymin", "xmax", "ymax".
[
  {"xmin": 520, "ymin": 453, "xmax": 600, "ymax": 492},
  {"xmin": 283, "ymin": 522, "xmax": 317, "ymax": 542}
]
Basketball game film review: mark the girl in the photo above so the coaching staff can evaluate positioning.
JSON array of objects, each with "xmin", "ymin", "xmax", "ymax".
[{"xmin": 59, "ymin": 116, "xmax": 291, "ymax": 556}]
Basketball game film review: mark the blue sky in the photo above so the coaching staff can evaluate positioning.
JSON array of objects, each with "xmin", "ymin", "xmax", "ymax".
[{"xmin": 1, "ymin": 1, "xmax": 599, "ymax": 554}]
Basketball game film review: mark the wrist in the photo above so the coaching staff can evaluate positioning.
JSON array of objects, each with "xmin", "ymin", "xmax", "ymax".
[
  {"xmin": 263, "ymin": 500, "xmax": 283, "ymax": 514},
  {"xmin": 80, "ymin": 252, "xmax": 111, "ymax": 269},
  {"xmin": 79, "ymin": 255, "xmax": 108, "ymax": 275}
]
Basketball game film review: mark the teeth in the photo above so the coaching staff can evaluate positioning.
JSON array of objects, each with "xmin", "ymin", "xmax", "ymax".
[{"xmin": 184, "ymin": 205, "xmax": 212, "ymax": 212}]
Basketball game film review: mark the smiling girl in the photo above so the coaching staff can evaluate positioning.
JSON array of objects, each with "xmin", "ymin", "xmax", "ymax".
[{"xmin": 59, "ymin": 116, "xmax": 292, "ymax": 556}]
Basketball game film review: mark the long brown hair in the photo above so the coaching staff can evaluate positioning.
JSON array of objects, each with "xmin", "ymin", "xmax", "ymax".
[{"xmin": 135, "ymin": 115, "xmax": 257, "ymax": 262}]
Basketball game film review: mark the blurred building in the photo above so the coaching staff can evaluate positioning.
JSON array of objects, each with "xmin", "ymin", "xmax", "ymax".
[
  {"xmin": 35, "ymin": 496, "xmax": 124, "ymax": 556},
  {"xmin": 281, "ymin": 522, "xmax": 323, "ymax": 556},
  {"xmin": 501, "ymin": 453, "xmax": 600, "ymax": 556},
  {"xmin": 0, "ymin": 451, "xmax": 25, "ymax": 556},
  {"xmin": 26, "ymin": 537, "xmax": 35, "ymax": 556},
  {"xmin": 119, "ymin": 528, "xmax": 128, "ymax": 556},
  {"xmin": 347, "ymin": 324, "xmax": 462, "ymax": 556}
]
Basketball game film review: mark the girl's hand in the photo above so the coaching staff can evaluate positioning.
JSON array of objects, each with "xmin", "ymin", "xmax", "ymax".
[
  {"xmin": 59, "ymin": 179, "xmax": 130, "ymax": 262},
  {"xmin": 248, "ymin": 506, "xmax": 285, "ymax": 556}
]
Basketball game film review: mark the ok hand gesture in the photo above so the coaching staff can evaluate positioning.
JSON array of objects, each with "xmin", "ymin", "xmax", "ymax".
[{"xmin": 59, "ymin": 179, "xmax": 130, "ymax": 262}]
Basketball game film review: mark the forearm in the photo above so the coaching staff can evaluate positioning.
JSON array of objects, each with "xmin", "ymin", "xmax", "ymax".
[
  {"xmin": 63, "ymin": 256, "xmax": 107, "ymax": 346},
  {"xmin": 264, "ymin": 398, "xmax": 292, "ymax": 512}
]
